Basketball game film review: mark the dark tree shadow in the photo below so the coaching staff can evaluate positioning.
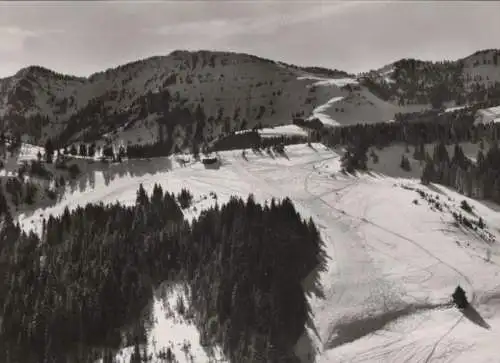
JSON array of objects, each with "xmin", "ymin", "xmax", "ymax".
[
  {"xmin": 307, "ymin": 143, "xmax": 318, "ymax": 152},
  {"xmin": 427, "ymin": 184, "xmax": 447, "ymax": 197},
  {"xmin": 325, "ymin": 301, "xmax": 449, "ymax": 350},
  {"xmin": 69, "ymin": 179, "xmax": 78, "ymax": 193},
  {"xmin": 279, "ymin": 151, "xmax": 290, "ymax": 160},
  {"xmin": 78, "ymin": 175, "xmax": 88, "ymax": 193},
  {"xmin": 89, "ymin": 170, "xmax": 96, "ymax": 189},
  {"xmin": 366, "ymin": 170, "xmax": 382, "ymax": 179},
  {"xmin": 461, "ymin": 304, "xmax": 491, "ymax": 330}
]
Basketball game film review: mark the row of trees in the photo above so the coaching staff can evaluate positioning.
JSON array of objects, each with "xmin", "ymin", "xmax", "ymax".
[
  {"xmin": 0, "ymin": 183, "xmax": 326, "ymax": 363},
  {"xmin": 60, "ymin": 128, "xmax": 306, "ymax": 161},
  {"xmin": 211, "ymin": 130, "xmax": 308, "ymax": 153},
  {"xmin": 421, "ymin": 141, "xmax": 500, "ymax": 205},
  {"xmin": 57, "ymin": 88, "xmax": 209, "ymax": 151},
  {"xmin": 125, "ymin": 140, "xmax": 176, "ymax": 160},
  {"xmin": 319, "ymin": 104, "xmax": 500, "ymax": 209},
  {"xmin": 313, "ymin": 103, "xmax": 500, "ymax": 160},
  {"xmin": 317, "ymin": 108, "xmax": 478, "ymax": 150}
]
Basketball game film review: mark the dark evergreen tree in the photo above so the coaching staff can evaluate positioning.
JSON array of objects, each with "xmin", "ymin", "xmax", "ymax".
[
  {"xmin": 88, "ymin": 143, "xmax": 97, "ymax": 157},
  {"xmin": 0, "ymin": 184, "xmax": 326, "ymax": 363},
  {"xmin": 177, "ymin": 188, "xmax": 193, "ymax": 209},
  {"xmin": 341, "ymin": 142, "xmax": 368, "ymax": 174},
  {"xmin": 79, "ymin": 143, "xmax": 88, "ymax": 157},
  {"xmin": 421, "ymin": 157, "xmax": 435, "ymax": 185},
  {"xmin": 400, "ymin": 154, "xmax": 411, "ymax": 171},
  {"xmin": 44, "ymin": 139, "xmax": 54, "ymax": 163},
  {"xmin": 103, "ymin": 145, "xmax": 115, "ymax": 159},
  {"xmin": 452, "ymin": 285, "xmax": 468, "ymax": 309},
  {"xmin": 413, "ymin": 142, "xmax": 426, "ymax": 161}
]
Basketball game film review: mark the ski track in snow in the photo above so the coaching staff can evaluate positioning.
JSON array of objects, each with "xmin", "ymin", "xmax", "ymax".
[
  {"xmin": 308, "ymin": 96, "xmax": 344, "ymax": 127},
  {"xmin": 15, "ymin": 143, "xmax": 500, "ymax": 363}
]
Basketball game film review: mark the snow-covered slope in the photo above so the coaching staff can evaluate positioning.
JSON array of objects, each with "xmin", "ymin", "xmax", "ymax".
[
  {"xmin": 4, "ymin": 48, "xmax": 481, "ymax": 148},
  {"xmin": 361, "ymin": 49, "xmax": 500, "ymax": 110},
  {"xmin": 461, "ymin": 49, "xmax": 500, "ymax": 89},
  {"xmin": 301, "ymin": 75, "xmax": 429, "ymax": 127},
  {"xmin": 92, "ymin": 283, "xmax": 227, "ymax": 363},
  {"xmin": 17, "ymin": 143, "xmax": 500, "ymax": 362},
  {"xmin": 364, "ymin": 141, "xmax": 490, "ymax": 180},
  {"xmin": 0, "ymin": 51, "xmax": 354, "ymax": 146}
]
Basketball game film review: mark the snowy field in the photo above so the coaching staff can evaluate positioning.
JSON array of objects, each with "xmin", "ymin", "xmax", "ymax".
[{"xmin": 17, "ymin": 143, "xmax": 500, "ymax": 362}]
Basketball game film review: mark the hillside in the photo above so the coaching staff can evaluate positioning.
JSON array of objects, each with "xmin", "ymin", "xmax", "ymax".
[
  {"xmin": 8, "ymin": 143, "xmax": 500, "ymax": 362},
  {"xmin": 7, "ymin": 49, "xmax": 495, "ymax": 151},
  {"xmin": 4, "ymin": 42, "xmax": 500, "ymax": 363},
  {"xmin": 0, "ymin": 51, "xmax": 351, "ymax": 147},
  {"xmin": 360, "ymin": 49, "xmax": 500, "ymax": 109}
]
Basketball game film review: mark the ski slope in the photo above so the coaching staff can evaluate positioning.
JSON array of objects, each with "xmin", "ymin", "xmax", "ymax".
[
  {"xmin": 298, "ymin": 74, "xmax": 429, "ymax": 127},
  {"xmin": 308, "ymin": 96, "xmax": 344, "ymax": 127},
  {"xmin": 17, "ymin": 143, "xmax": 500, "ymax": 363}
]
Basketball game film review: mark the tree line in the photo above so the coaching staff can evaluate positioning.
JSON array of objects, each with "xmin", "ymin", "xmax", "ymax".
[
  {"xmin": 316, "ymin": 107, "xmax": 479, "ymax": 149},
  {"xmin": 0, "ymin": 183, "xmax": 326, "ymax": 363},
  {"xmin": 359, "ymin": 56, "xmax": 500, "ymax": 108},
  {"xmin": 420, "ymin": 140, "xmax": 500, "ymax": 206},
  {"xmin": 317, "ymin": 104, "xmax": 500, "ymax": 208}
]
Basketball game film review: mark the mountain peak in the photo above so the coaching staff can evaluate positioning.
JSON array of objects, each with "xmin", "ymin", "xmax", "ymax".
[{"xmin": 14, "ymin": 65, "xmax": 84, "ymax": 82}]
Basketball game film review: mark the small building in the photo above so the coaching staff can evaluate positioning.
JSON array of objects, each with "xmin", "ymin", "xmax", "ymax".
[{"xmin": 202, "ymin": 156, "xmax": 220, "ymax": 169}]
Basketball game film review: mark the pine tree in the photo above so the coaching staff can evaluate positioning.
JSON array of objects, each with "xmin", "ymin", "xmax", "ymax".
[
  {"xmin": 413, "ymin": 142, "xmax": 426, "ymax": 161},
  {"xmin": 44, "ymin": 139, "xmax": 54, "ymax": 164},
  {"xmin": 136, "ymin": 184, "xmax": 149, "ymax": 206},
  {"xmin": 79, "ymin": 144, "xmax": 87, "ymax": 157},
  {"xmin": 421, "ymin": 159, "xmax": 435, "ymax": 185},
  {"xmin": 452, "ymin": 285, "xmax": 468, "ymax": 308},
  {"xmin": 87, "ymin": 143, "xmax": 96, "ymax": 157},
  {"xmin": 400, "ymin": 154, "xmax": 411, "ymax": 171}
]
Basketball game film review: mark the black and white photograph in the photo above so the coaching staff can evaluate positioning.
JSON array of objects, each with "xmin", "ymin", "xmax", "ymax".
[{"xmin": 0, "ymin": 1, "xmax": 500, "ymax": 362}]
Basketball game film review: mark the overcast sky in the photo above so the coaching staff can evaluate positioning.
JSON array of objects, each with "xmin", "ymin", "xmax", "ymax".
[{"xmin": 0, "ymin": 1, "xmax": 499, "ymax": 78}]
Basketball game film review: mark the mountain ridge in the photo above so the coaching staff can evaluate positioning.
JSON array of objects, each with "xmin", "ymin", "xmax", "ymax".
[
  {"xmin": 4, "ymin": 48, "xmax": 499, "ymax": 83},
  {"xmin": 1, "ymin": 48, "xmax": 500, "ymax": 150}
]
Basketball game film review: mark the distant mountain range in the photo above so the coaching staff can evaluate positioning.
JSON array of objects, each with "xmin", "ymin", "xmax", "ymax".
[{"xmin": 1, "ymin": 49, "xmax": 500, "ymax": 151}]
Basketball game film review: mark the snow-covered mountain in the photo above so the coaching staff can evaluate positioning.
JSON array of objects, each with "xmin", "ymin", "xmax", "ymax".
[
  {"xmin": 361, "ymin": 49, "xmax": 500, "ymax": 109},
  {"xmin": 0, "ymin": 51, "xmax": 357, "ymax": 147},
  {"xmin": 5, "ymin": 49, "xmax": 500, "ymax": 151},
  {"xmin": 3, "ymin": 48, "xmax": 500, "ymax": 363},
  {"xmin": 12, "ymin": 142, "xmax": 500, "ymax": 362}
]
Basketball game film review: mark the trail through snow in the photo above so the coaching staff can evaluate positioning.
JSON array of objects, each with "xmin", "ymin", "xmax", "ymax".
[
  {"xmin": 308, "ymin": 96, "xmax": 344, "ymax": 126},
  {"xmin": 17, "ymin": 143, "xmax": 500, "ymax": 362}
]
